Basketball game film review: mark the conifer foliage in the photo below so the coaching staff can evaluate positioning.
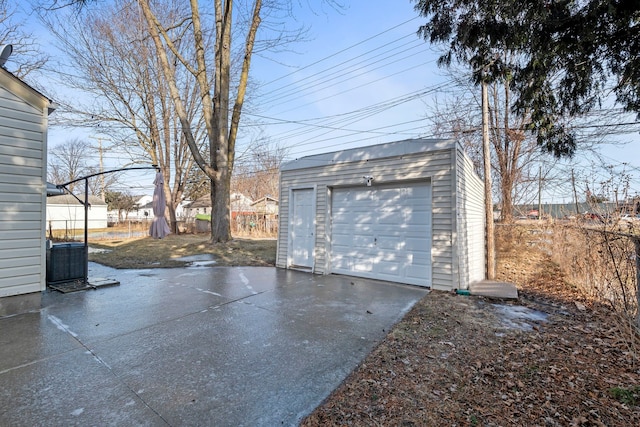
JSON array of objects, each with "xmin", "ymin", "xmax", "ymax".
[{"xmin": 413, "ymin": 0, "xmax": 640, "ymax": 157}]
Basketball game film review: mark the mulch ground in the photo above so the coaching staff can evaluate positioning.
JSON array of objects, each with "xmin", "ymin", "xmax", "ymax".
[{"xmin": 301, "ymin": 237, "xmax": 640, "ymax": 426}]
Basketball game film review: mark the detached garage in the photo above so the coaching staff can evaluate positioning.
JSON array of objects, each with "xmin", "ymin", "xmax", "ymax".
[{"xmin": 276, "ymin": 138, "xmax": 485, "ymax": 291}]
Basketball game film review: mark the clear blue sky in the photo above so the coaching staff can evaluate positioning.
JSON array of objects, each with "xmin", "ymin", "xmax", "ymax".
[
  {"xmin": 12, "ymin": 0, "xmax": 640, "ymax": 203},
  {"xmin": 244, "ymin": 1, "xmax": 445, "ymax": 160}
]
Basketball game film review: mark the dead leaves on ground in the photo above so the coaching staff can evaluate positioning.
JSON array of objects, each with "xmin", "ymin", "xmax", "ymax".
[{"xmin": 302, "ymin": 267, "xmax": 640, "ymax": 427}]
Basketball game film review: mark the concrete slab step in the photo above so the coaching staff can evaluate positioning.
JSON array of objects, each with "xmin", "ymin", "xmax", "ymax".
[{"xmin": 469, "ymin": 280, "xmax": 518, "ymax": 300}]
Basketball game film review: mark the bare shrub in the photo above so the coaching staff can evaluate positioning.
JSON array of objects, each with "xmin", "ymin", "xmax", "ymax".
[
  {"xmin": 554, "ymin": 227, "xmax": 637, "ymax": 314},
  {"xmin": 231, "ymin": 213, "xmax": 278, "ymax": 238},
  {"xmin": 546, "ymin": 223, "xmax": 640, "ymax": 351},
  {"xmin": 497, "ymin": 221, "xmax": 639, "ymax": 357}
]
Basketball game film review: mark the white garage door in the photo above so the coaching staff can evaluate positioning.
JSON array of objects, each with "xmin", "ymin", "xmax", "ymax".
[{"xmin": 330, "ymin": 182, "xmax": 431, "ymax": 287}]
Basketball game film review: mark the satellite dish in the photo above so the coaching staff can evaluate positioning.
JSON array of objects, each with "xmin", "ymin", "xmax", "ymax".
[{"xmin": 0, "ymin": 44, "xmax": 13, "ymax": 68}]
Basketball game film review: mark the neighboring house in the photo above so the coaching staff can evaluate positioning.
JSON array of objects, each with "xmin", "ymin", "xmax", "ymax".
[
  {"xmin": 183, "ymin": 192, "xmax": 254, "ymax": 220},
  {"xmin": 106, "ymin": 195, "xmax": 155, "ymax": 223},
  {"xmin": 183, "ymin": 193, "xmax": 255, "ymax": 233},
  {"xmin": 183, "ymin": 196, "xmax": 211, "ymax": 219},
  {"xmin": 251, "ymin": 196, "xmax": 279, "ymax": 215},
  {"xmin": 276, "ymin": 138, "xmax": 485, "ymax": 292},
  {"xmin": 128, "ymin": 195, "xmax": 153, "ymax": 222},
  {"xmin": 46, "ymin": 194, "xmax": 108, "ymax": 231},
  {"xmin": 230, "ymin": 192, "xmax": 254, "ymax": 214},
  {"xmin": 247, "ymin": 196, "xmax": 279, "ymax": 234},
  {"xmin": 0, "ymin": 65, "xmax": 56, "ymax": 305}
]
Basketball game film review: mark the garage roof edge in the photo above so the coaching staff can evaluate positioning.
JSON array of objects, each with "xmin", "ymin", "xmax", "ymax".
[{"xmin": 281, "ymin": 138, "xmax": 457, "ymax": 171}]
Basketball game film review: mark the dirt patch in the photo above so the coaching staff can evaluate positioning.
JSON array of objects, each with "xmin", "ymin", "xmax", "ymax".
[{"xmin": 301, "ymin": 227, "xmax": 640, "ymax": 426}]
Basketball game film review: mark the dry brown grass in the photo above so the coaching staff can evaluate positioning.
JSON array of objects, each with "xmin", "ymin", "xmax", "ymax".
[
  {"xmin": 497, "ymin": 222, "xmax": 640, "ymax": 350},
  {"xmin": 88, "ymin": 234, "xmax": 277, "ymax": 269}
]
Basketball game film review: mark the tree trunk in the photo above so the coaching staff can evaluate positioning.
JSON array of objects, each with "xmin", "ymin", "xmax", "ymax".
[
  {"xmin": 211, "ymin": 171, "xmax": 231, "ymax": 242},
  {"xmin": 500, "ymin": 173, "xmax": 514, "ymax": 223},
  {"xmin": 167, "ymin": 204, "xmax": 178, "ymax": 234}
]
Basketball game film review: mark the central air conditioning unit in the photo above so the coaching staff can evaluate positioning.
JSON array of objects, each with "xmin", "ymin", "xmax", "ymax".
[{"xmin": 46, "ymin": 242, "xmax": 86, "ymax": 285}]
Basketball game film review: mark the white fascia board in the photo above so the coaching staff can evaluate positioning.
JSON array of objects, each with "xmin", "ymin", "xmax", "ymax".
[{"xmin": 281, "ymin": 138, "xmax": 456, "ymax": 171}]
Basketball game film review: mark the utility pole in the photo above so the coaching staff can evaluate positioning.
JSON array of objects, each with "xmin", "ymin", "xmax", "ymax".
[
  {"xmin": 571, "ymin": 169, "xmax": 580, "ymax": 216},
  {"xmin": 482, "ymin": 79, "xmax": 495, "ymax": 280},
  {"xmin": 90, "ymin": 136, "xmax": 108, "ymax": 201},
  {"xmin": 538, "ymin": 165, "xmax": 542, "ymax": 220}
]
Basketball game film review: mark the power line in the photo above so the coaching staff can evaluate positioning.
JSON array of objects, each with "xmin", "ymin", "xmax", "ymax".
[
  {"xmin": 260, "ymin": 16, "xmax": 421, "ymax": 87},
  {"xmin": 259, "ymin": 39, "xmax": 431, "ymax": 107}
]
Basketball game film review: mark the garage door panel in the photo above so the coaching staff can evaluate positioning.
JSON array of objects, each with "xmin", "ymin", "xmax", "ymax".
[
  {"xmin": 375, "ymin": 239, "xmax": 404, "ymax": 249},
  {"xmin": 376, "ymin": 239, "xmax": 404, "ymax": 251},
  {"xmin": 334, "ymin": 217, "xmax": 374, "ymax": 228},
  {"xmin": 334, "ymin": 235, "xmax": 373, "ymax": 247},
  {"xmin": 407, "ymin": 251, "xmax": 431, "ymax": 265},
  {"xmin": 330, "ymin": 183, "xmax": 431, "ymax": 287},
  {"xmin": 404, "ymin": 237, "xmax": 431, "ymax": 251},
  {"xmin": 333, "ymin": 254, "xmax": 375, "ymax": 273},
  {"xmin": 378, "ymin": 263, "xmax": 401, "ymax": 275},
  {"xmin": 405, "ymin": 266, "xmax": 428, "ymax": 279},
  {"xmin": 331, "ymin": 255, "xmax": 349, "ymax": 270},
  {"xmin": 378, "ymin": 213, "xmax": 429, "ymax": 225},
  {"xmin": 352, "ymin": 259, "xmax": 373, "ymax": 273},
  {"xmin": 351, "ymin": 225, "xmax": 375, "ymax": 235},
  {"xmin": 377, "ymin": 211, "xmax": 402, "ymax": 223}
]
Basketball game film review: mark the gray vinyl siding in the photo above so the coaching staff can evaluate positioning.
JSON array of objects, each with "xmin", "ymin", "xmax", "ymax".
[
  {"xmin": 315, "ymin": 190, "xmax": 327, "ymax": 271},
  {"xmin": 278, "ymin": 139, "xmax": 460, "ymax": 290},
  {"xmin": 275, "ymin": 182, "xmax": 289, "ymax": 268},
  {"xmin": 0, "ymin": 72, "xmax": 51, "ymax": 297},
  {"xmin": 455, "ymin": 147, "xmax": 485, "ymax": 287}
]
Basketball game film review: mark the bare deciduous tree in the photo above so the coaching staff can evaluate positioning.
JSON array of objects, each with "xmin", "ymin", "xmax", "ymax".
[
  {"xmin": 0, "ymin": 1, "xmax": 48, "ymax": 82},
  {"xmin": 42, "ymin": 0, "xmax": 338, "ymax": 240},
  {"xmin": 232, "ymin": 139, "xmax": 287, "ymax": 201},
  {"xmin": 135, "ymin": 0, "xmax": 337, "ymax": 242},
  {"xmin": 41, "ymin": 0, "xmax": 202, "ymax": 232},
  {"xmin": 47, "ymin": 138, "xmax": 94, "ymax": 193},
  {"xmin": 133, "ymin": 0, "xmax": 262, "ymax": 242},
  {"xmin": 427, "ymin": 75, "xmax": 546, "ymax": 222}
]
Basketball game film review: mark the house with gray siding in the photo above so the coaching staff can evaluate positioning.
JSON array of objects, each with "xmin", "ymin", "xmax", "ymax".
[
  {"xmin": 276, "ymin": 138, "xmax": 485, "ymax": 291},
  {"xmin": 0, "ymin": 67, "xmax": 55, "ymax": 305}
]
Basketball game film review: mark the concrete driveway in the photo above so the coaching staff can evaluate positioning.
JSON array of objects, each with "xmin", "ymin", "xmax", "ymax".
[{"xmin": 0, "ymin": 263, "xmax": 428, "ymax": 426}]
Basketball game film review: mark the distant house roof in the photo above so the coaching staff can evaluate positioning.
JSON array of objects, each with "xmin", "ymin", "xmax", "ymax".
[
  {"xmin": 136, "ymin": 201, "xmax": 153, "ymax": 210},
  {"xmin": 137, "ymin": 195, "xmax": 153, "ymax": 206},
  {"xmin": 47, "ymin": 194, "xmax": 107, "ymax": 206},
  {"xmin": 185, "ymin": 193, "xmax": 255, "ymax": 210},
  {"xmin": 185, "ymin": 196, "xmax": 210, "ymax": 209},
  {"xmin": 251, "ymin": 196, "xmax": 278, "ymax": 206}
]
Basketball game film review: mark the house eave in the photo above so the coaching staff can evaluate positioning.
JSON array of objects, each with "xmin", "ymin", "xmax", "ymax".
[
  {"xmin": 281, "ymin": 138, "xmax": 456, "ymax": 172},
  {"xmin": 0, "ymin": 67, "xmax": 55, "ymax": 114}
]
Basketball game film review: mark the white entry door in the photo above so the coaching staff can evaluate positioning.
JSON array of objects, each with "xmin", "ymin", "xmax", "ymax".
[
  {"xmin": 290, "ymin": 188, "xmax": 315, "ymax": 268},
  {"xmin": 330, "ymin": 182, "xmax": 432, "ymax": 287}
]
